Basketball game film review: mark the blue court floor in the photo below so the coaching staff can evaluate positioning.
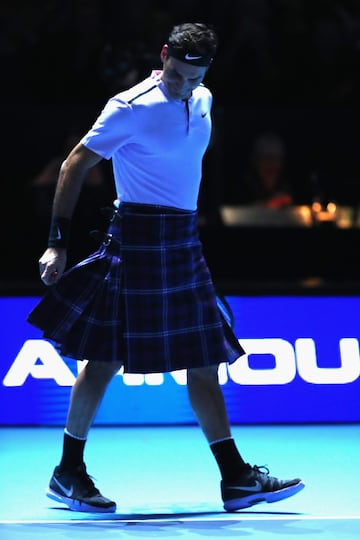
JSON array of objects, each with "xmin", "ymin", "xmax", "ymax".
[{"xmin": 0, "ymin": 424, "xmax": 359, "ymax": 539}]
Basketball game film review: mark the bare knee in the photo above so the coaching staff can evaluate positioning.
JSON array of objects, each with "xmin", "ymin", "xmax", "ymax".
[
  {"xmin": 81, "ymin": 360, "xmax": 122, "ymax": 384},
  {"xmin": 187, "ymin": 365, "xmax": 219, "ymax": 386}
]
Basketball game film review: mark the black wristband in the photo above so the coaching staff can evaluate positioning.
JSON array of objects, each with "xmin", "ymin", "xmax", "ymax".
[{"xmin": 48, "ymin": 217, "xmax": 71, "ymax": 248}]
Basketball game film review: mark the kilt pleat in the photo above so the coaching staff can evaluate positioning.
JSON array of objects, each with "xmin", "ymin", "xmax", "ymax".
[{"xmin": 27, "ymin": 204, "xmax": 243, "ymax": 373}]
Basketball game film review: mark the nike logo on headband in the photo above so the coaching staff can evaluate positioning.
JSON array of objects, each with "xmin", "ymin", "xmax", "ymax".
[{"xmin": 185, "ymin": 53, "xmax": 202, "ymax": 60}]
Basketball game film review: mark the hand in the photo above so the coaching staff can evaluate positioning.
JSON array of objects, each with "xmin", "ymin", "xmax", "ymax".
[{"xmin": 39, "ymin": 247, "xmax": 67, "ymax": 285}]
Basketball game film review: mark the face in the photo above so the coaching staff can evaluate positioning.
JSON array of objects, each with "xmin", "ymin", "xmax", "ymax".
[
  {"xmin": 160, "ymin": 45, "xmax": 208, "ymax": 100},
  {"xmin": 254, "ymin": 141, "xmax": 285, "ymax": 186}
]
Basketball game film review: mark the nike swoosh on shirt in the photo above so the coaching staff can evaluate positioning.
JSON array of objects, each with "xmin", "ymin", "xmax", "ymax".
[
  {"xmin": 228, "ymin": 480, "xmax": 263, "ymax": 492},
  {"xmin": 185, "ymin": 53, "xmax": 202, "ymax": 60},
  {"xmin": 53, "ymin": 476, "xmax": 74, "ymax": 497}
]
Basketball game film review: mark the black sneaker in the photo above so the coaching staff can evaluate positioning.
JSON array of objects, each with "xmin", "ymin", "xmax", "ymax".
[
  {"xmin": 46, "ymin": 464, "xmax": 116, "ymax": 513},
  {"xmin": 221, "ymin": 464, "xmax": 305, "ymax": 512}
]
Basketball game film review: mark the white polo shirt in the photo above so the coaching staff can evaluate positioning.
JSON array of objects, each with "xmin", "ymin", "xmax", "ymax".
[{"xmin": 80, "ymin": 70, "xmax": 213, "ymax": 210}]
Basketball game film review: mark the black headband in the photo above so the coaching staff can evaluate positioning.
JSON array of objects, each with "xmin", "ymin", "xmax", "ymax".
[{"xmin": 167, "ymin": 45, "xmax": 213, "ymax": 67}]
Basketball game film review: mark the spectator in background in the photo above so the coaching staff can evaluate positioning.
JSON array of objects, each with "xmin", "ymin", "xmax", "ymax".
[{"xmin": 240, "ymin": 131, "xmax": 293, "ymax": 209}]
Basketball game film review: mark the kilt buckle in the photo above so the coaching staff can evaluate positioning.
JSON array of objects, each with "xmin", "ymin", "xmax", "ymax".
[
  {"xmin": 100, "ymin": 206, "xmax": 120, "ymax": 223},
  {"xmin": 103, "ymin": 233, "xmax": 113, "ymax": 246},
  {"xmin": 89, "ymin": 230, "xmax": 113, "ymax": 247}
]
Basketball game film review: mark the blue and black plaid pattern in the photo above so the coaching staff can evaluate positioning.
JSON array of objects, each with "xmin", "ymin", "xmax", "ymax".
[{"xmin": 28, "ymin": 204, "xmax": 243, "ymax": 373}]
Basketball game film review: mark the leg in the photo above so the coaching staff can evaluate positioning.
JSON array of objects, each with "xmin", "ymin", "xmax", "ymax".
[
  {"xmin": 187, "ymin": 365, "xmax": 231, "ymax": 442},
  {"xmin": 187, "ymin": 364, "xmax": 246, "ymax": 478},
  {"xmin": 66, "ymin": 360, "xmax": 122, "ymax": 438},
  {"xmin": 186, "ymin": 365, "xmax": 304, "ymax": 511},
  {"xmin": 47, "ymin": 360, "xmax": 122, "ymax": 513}
]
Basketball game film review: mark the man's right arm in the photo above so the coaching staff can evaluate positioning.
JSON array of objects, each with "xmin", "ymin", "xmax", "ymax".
[{"xmin": 38, "ymin": 143, "xmax": 103, "ymax": 286}]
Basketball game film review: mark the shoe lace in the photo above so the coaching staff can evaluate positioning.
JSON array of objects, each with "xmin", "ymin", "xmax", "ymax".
[
  {"xmin": 251, "ymin": 464, "xmax": 287, "ymax": 491},
  {"xmin": 252, "ymin": 465, "xmax": 270, "ymax": 477},
  {"xmin": 76, "ymin": 465, "xmax": 99, "ymax": 495}
]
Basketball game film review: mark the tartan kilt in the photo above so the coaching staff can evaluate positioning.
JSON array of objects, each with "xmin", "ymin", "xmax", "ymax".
[{"xmin": 27, "ymin": 204, "xmax": 244, "ymax": 373}]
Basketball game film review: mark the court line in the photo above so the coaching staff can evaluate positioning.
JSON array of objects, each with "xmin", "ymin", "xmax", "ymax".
[{"xmin": 0, "ymin": 515, "xmax": 359, "ymax": 524}]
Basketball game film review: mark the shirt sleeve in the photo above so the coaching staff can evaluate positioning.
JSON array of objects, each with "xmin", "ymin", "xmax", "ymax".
[{"xmin": 80, "ymin": 97, "xmax": 136, "ymax": 160}]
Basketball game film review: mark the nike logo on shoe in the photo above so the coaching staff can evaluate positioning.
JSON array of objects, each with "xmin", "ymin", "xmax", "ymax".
[
  {"xmin": 53, "ymin": 476, "xmax": 74, "ymax": 497},
  {"xmin": 228, "ymin": 480, "xmax": 262, "ymax": 492}
]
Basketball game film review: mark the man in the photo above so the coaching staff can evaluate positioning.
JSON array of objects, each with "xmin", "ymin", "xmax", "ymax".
[{"xmin": 28, "ymin": 22, "xmax": 304, "ymax": 514}]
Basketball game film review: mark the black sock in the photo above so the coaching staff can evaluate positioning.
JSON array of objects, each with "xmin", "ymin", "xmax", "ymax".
[
  {"xmin": 210, "ymin": 438, "xmax": 248, "ymax": 482},
  {"xmin": 59, "ymin": 432, "xmax": 86, "ymax": 470}
]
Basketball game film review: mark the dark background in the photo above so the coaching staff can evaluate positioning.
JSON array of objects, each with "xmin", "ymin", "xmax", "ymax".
[{"xmin": 2, "ymin": 0, "xmax": 360, "ymax": 290}]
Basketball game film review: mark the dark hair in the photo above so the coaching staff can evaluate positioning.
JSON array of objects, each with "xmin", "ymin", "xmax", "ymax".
[{"xmin": 167, "ymin": 22, "xmax": 218, "ymax": 66}]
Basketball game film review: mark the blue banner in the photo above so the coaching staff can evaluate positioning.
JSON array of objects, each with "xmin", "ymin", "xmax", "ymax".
[{"xmin": 0, "ymin": 296, "xmax": 359, "ymax": 425}]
